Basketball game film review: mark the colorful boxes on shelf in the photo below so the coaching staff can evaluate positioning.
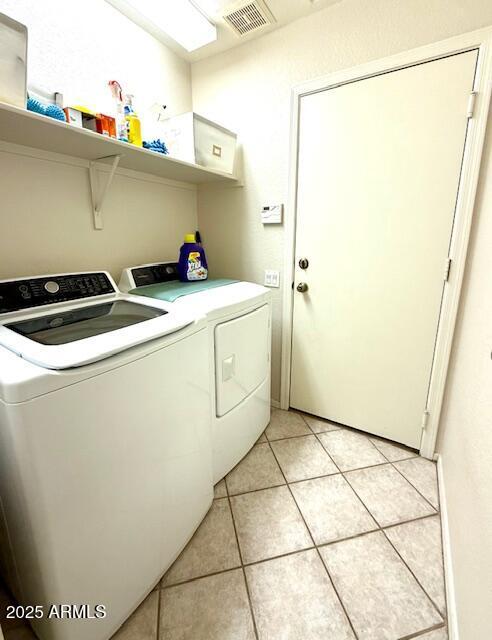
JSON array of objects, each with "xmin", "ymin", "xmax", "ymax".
[{"xmin": 64, "ymin": 106, "xmax": 116, "ymax": 138}]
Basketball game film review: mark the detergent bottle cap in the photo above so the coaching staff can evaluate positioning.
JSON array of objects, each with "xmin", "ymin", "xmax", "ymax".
[{"xmin": 184, "ymin": 233, "xmax": 196, "ymax": 243}]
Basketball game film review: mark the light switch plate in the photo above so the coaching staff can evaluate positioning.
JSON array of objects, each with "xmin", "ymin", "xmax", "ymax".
[
  {"xmin": 264, "ymin": 270, "xmax": 280, "ymax": 288},
  {"xmin": 261, "ymin": 204, "xmax": 283, "ymax": 224}
]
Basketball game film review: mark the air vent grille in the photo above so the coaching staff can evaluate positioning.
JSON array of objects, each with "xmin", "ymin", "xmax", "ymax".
[{"xmin": 224, "ymin": 1, "xmax": 273, "ymax": 36}]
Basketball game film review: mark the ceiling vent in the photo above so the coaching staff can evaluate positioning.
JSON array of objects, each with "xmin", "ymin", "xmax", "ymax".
[{"xmin": 223, "ymin": 0, "xmax": 275, "ymax": 37}]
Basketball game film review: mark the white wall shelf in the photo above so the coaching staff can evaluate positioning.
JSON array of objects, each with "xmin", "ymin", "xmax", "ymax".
[{"xmin": 0, "ymin": 102, "xmax": 239, "ymax": 185}]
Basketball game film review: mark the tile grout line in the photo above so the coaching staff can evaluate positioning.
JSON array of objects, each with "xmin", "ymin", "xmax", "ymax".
[
  {"xmin": 437, "ymin": 493, "xmax": 450, "ymax": 625},
  {"xmin": 433, "ymin": 458, "xmax": 450, "ymax": 626},
  {"xmin": 227, "ymin": 480, "xmax": 287, "ymax": 498},
  {"xmin": 356, "ymin": 434, "xmax": 447, "ymax": 620},
  {"xmin": 370, "ymin": 438, "xmax": 418, "ymax": 463},
  {"xmin": 368, "ymin": 436, "xmax": 450, "ymax": 623},
  {"xmin": 381, "ymin": 512, "xmax": 442, "ymax": 530},
  {"xmin": 365, "ymin": 436, "xmax": 439, "ymax": 512},
  {"xmin": 224, "ymin": 440, "xmax": 273, "ymax": 481},
  {"xmin": 390, "ymin": 460, "xmax": 439, "ymax": 512},
  {"xmin": 316, "ymin": 416, "xmax": 447, "ymax": 637},
  {"xmin": 155, "ymin": 581, "xmax": 162, "ymax": 640},
  {"xmin": 160, "ymin": 564, "xmax": 242, "ymax": 590},
  {"xmin": 304, "ymin": 419, "xmax": 401, "ymax": 541},
  {"xmin": 300, "ymin": 417, "xmax": 343, "ymax": 468},
  {"xmin": 164, "ymin": 472, "xmax": 441, "ymax": 591},
  {"xmin": 302, "ymin": 421, "xmax": 402, "ymax": 545},
  {"xmin": 340, "ymin": 454, "xmax": 444, "ymax": 621},
  {"xmin": 300, "ymin": 413, "xmax": 441, "ymax": 536},
  {"xmin": 242, "ymin": 545, "xmax": 316, "ymax": 567},
  {"xmin": 300, "ymin": 413, "xmax": 446, "ymax": 633},
  {"xmin": 398, "ymin": 621, "xmax": 447, "ymax": 640},
  {"xmin": 265, "ymin": 432, "xmax": 318, "ymax": 442},
  {"xmin": 221, "ymin": 460, "xmax": 442, "ymax": 501},
  {"xmin": 266, "ymin": 434, "xmax": 360, "ymax": 640},
  {"xmin": 305, "ymin": 424, "xmax": 385, "ymax": 533},
  {"xmin": 225, "ymin": 475, "xmax": 260, "ymax": 640},
  {"xmin": 381, "ymin": 527, "xmax": 446, "ymax": 620},
  {"xmin": 161, "ymin": 510, "xmax": 443, "ymax": 591},
  {"xmin": 311, "ymin": 546, "xmax": 360, "ymax": 640}
]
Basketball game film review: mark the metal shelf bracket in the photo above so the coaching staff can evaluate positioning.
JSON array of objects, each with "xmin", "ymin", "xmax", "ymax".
[{"xmin": 89, "ymin": 154, "xmax": 122, "ymax": 230}]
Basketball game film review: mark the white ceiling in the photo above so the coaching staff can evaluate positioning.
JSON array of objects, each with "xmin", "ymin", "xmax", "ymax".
[{"xmin": 106, "ymin": 0, "xmax": 341, "ymax": 63}]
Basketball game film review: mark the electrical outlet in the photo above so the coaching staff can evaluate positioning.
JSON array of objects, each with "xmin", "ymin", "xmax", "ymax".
[{"xmin": 264, "ymin": 270, "xmax": 280, "ymax": 288}]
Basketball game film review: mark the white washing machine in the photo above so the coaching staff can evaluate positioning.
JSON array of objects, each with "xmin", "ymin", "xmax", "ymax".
[
  {"xmin": 0, "ymin": 271, "xmax": 213, "ymax": 640},
  {"xmin": 119, "ymin": 262, "xmax": 272, "ymax": 482}
]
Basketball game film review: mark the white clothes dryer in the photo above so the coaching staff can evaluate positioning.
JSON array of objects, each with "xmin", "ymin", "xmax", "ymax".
[{"xmin": 119, "ymin": 262, "xmax": 272, "ymax": 482}]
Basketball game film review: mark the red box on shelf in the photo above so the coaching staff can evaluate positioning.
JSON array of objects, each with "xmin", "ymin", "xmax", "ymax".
[{"xmin": 96, "ymin": 113, "xmax": 116, "ymax": 138}]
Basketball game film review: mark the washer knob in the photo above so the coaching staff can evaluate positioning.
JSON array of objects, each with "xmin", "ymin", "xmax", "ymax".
[{"xmin": 44, "ymin": 280, "xmax": 60, "ymax": 294}]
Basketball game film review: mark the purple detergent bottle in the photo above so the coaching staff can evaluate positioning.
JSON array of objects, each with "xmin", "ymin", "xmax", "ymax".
[{"xmin": 178, "ymin": 233, "xmax": 208, "ymax": 282}]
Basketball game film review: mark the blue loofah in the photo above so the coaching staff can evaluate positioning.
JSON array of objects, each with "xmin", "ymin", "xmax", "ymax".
[
  {"xmin": 143, "ymin": 139, "xmax": 169, "ymax": 155},
  {"xmin": 45, "ymin": 104, "xmax": 66, "ymax": 121},
  {"xmin": 27, "ymin": 97, "xmax": 46, "ymax": 115}
]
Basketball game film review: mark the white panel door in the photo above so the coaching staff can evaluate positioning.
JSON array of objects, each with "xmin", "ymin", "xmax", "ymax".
[{"xmin": 290, "ymin": 51, "xmax": 478, "ymax": 448}]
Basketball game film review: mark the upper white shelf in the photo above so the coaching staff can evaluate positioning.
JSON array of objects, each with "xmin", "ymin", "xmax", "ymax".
[{"xmin": 0, "ymin": 101, "xmax": 239, "ymax": 185}]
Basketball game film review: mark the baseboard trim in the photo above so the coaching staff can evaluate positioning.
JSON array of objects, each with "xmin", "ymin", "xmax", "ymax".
[
  {"xmin": 436, "ymin": 454, "xmax": 459, "ymax": 640},
  {"xmin": 271, "ymin": 399, "xmax": 281, "ymax": 409}
]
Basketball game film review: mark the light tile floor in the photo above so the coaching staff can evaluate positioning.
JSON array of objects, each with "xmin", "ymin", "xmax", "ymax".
[{"xmin": 1, "ymin": 409, "xmax": 447, "ymax": 640}]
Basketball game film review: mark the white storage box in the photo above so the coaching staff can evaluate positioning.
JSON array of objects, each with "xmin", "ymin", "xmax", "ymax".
[
  {"xmin": 159, "ymin": 112, "xmax": 237, "ymax": 174},
  {"xmin": 0, "ymin": 12, "xmax": 27, "ymax": 109}
]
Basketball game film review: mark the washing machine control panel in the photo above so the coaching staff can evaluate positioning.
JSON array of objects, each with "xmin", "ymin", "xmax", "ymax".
[
  {"xmin": 131, "ymin": 262, "xmax": 179, "ymax": 287},
  {"xmin": 0, "ymin": 273, "xmax": 115, "ymax": 313}
]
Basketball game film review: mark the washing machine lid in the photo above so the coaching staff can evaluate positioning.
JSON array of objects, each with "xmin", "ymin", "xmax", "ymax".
[
  {"xmin": 0, "ymin": 272, "xmax": 197, "ymax": 370},
  {"xmin": 5, "ymin": 300, "xmax": 166, "ymax": 345}
]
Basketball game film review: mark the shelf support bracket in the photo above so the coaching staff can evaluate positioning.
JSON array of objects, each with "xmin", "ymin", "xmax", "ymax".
[{"xmin": 89, "ymin": 154, "xmax": 122, "ymax": 230}]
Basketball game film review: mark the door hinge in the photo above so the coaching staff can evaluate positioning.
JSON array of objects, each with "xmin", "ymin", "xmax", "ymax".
[
  {"xmin": 421, "ymin": 410, "xmax": 430, "ymax": 431},
  {"xmin": 467, "ymin": 91, "xmax": 477, "ymax": 119},
  {"xmin": 444, "ymin": 257, "xmax": 452, "ymax": 282}
]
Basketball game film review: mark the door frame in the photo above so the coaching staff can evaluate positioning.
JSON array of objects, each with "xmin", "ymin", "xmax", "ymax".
[{"xmin": 280, "ymin": 27, "xmax": 492, "ymax": 459}]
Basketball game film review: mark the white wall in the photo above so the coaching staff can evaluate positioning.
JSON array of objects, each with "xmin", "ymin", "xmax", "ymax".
[
  {"xmin": 0, "ymin": 147, "xmax": 197, "ymax": 280},
  {"xmin": 436, "ymin": 113, "xmax": 492, "ymax": 639},
  {"xmin": 191, "ymin": 0, "xmax": 492, "ymax": 403},
  {"xmin": 0, "ymin": 0, "xmax": 191, "ymax": 131},
  {"xmin": 0, "ymin": 0, "xmax": 194, "ymax": 281}
]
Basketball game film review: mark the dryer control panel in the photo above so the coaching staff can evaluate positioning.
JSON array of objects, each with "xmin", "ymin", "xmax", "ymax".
[
  {"xmin": 131, "ymin": 263, "xmax": 179, "ymax": 288},
  {"xmin": 0, "ymin": 273, "xmax": 115, "ymax": 313}
]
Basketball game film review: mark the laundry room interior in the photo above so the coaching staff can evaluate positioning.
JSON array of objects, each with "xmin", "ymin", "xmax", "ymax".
[{"xmin": 0, "ymin": 1, "xmax": 491, "ymax": 639}]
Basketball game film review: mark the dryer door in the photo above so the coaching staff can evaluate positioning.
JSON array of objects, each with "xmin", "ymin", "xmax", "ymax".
[{"xmin": 215, "ymin": 304, "xmax": 270, "ymax": 417}]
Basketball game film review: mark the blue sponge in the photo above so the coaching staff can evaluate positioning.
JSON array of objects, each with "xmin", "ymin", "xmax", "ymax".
[
  {"xmin": 27, "ymin": 97, "xmax": 46, "ymax": 115},
  {"xmin": 27, "ymin": 99, "xmax": 66, "ymax": 122},
  {"xmin": 143, "ymin": 139, "xmax": 169, "ymax": 154},
  {"xmin": 45, "ymin": 104, "xmax": 66, "ymax": 121}
]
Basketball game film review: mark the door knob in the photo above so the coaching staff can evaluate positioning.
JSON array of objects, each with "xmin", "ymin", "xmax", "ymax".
[
  {"xmin": 296, "ymin": 282, "xmax": 308, "ymax": 293},
  {"xmin": 298, "ymin": 258, "xmax": 309, "ymax": 270}
]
